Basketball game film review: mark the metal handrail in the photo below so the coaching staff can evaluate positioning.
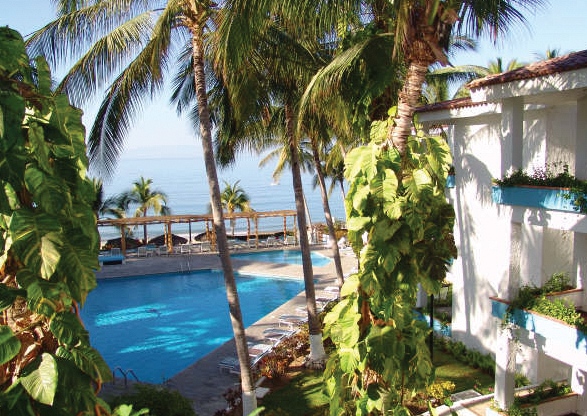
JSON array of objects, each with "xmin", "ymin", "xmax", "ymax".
[{"xmin": 112, "ymin": 366, "xmax": 140, "ymax": 386}]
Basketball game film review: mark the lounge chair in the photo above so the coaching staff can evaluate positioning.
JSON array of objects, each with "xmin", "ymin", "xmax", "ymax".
[
  {"xmin": 263, "ymin": 327, "xmax": 296, "ymax": 345},
  {"xmin": 316, "ymin": 292, "xmax": 339, "ymax": 308},
  {"xmin": 137, "ymin": 246, "xmax": 148, "ymax": 257},
  {"xmin": 278, "ymin": 314, "xmax": 307, "ymax": 329},
  {"xmin": 218, "ymin": 343, "xmax": 272, "ymax": 375},
  {"xmin": 156, "ymin": 245, "xmax": 169, "ymax": 256},
  {"xmin": 264, "ymin": 236, "xmax": 277, "ymax": 247},
  {"xmin": 283, "ymin": 236, "xmax": 296, "ymax": 246}
]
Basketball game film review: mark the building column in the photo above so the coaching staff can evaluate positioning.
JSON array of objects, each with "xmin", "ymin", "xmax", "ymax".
[
  {"xmin": 572, "ymin": 367, "xmax": 586, "ymax": 415},
  {"xmin": 501, "ymin": 97, "xmax": 524, "ymax": 174},
  {"xmin": 494, "ymin": 325, "xmax": 517, "ymax": 410},
  {"xmin": 575, "ymin": 96, "xmax": 587, "ymax": 178},
  {"xmin": 493, "ymin": 223, "xmax": 521, "ymax": 409}
]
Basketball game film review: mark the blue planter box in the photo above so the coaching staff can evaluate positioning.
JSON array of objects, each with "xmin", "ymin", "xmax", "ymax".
[
  {"xmin": 491, "ymin": 298, "xmax": 587, "ymax": 355},
  {"xmin": 446, "ymin": 175, "xmax": 456, "ymax": 188},
  {"xmin": 491, "ymin": 185, "xmax": 581, "ymax": 212}
]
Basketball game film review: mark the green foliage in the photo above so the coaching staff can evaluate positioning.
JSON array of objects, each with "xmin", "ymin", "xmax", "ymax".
[
  {"xmin": 515, "ymin": 373, "xmax": 532, "ymax": 388},
  {"xmin": 506, "ymin": 271, "xmax": 585, "ymax": 332},
  {"xmin": 433, "ymin": 336, "xmax": 495, "ymax": 377},
  {"xmin": 109, "ymin": 384, "xmax": 196, "ymax": 416},
  {"xmin": 542, "ymin": 272, "xmax": 573, "ymax": 293},
  {"xmin": 495, "ymin": 380, "xmax": 573, "ymax": 416},
  {"xmin": 0, "ymin": 27, "xmax": 111, "ymax": 415},
  {"xmin": 493, "ymin": 163, "xmax": 587, "ymax": 213},
  {"xmin": 323, "ymin": 117, "xmax": 456, "ymax": 414}
]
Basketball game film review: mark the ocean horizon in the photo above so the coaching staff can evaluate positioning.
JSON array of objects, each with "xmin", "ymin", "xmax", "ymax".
[{"xmin": 97, "ymin": 144, "xmax": 347, "ymax": 243}]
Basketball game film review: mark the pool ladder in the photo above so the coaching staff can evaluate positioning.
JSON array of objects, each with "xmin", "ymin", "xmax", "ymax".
[
  {"xmin": 179, "ymin": 256, "xmax": 192, "ymax": 273},
  {"xmin": 112, "ymin": 366, "xmax": 140, "ymax": 386}
]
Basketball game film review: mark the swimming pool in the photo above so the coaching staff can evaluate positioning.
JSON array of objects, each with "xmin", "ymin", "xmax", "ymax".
[
  {"xmin": 231, "ymin": 249, "xmax": 332, "ymax": 266},
  {"xmin": 80, "ymin": 270, "xmax": 304, "ymax": 383}
]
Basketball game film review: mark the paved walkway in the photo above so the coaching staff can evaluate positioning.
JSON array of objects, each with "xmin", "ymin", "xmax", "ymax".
[{"xmin": 95, "ymin": 245, "xmax": 494, "ymax": 416}]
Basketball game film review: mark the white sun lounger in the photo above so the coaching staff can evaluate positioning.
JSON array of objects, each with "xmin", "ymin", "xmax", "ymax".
[
  {"xmin": 218, "ymin": 343, "xmax": 272, "ymax": 374},
  {"xmin": 278, "ymin": 314, "xmax": 307, "ymax": 329},
  {"xmin": 263, "ymin": 327, "xmax": 296, "ymax": 344}
]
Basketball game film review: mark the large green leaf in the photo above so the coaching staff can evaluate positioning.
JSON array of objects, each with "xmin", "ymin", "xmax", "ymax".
[
  {"xmin": 25, "ymin": 280, "xmax": 64, "ymax": 316},
  {"xmin": 20, "ymin": 353, "xmax": 58, "ymax": 405},
  {"xmin": 55, "ymin": 240, "xmax": 97, "ymax": 303},
  {"xmin": 0, "ymin": 284, "xmax": 27, "ymax": 311},
  {"xmin": 0, "ymin": 325, "xmax": 21, "ymax": 365},
  {"xmin": 25, "ymin": 167, "xmax": 71, "ymax": 216},
  {"xmin": 56, "ymin": 345, "xmax": 113, "ymax": 384},
  {"xmin": 50, "ymin": 312, "xmax": 90, "ymax": 347},
  {"xmin": 9, "ymin": 211, "xmax": 62, "ymax": 279},
  {"xmin": 345, "ymin": 145, "xmax": 378, "ymax": 182},
  {"xmin": 27, "ymin": 123, "xmax": 53, "ymax": 174}
]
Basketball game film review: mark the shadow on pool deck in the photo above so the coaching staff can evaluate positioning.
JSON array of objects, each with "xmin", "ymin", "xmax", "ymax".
[{"xmin": 96, "ymin": 245, "xmax": 359, "ymax": 415}]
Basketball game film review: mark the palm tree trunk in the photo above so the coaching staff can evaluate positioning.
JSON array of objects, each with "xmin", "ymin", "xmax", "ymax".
[
  {"xmin": 189, "ymin": 15, "xmax": 257, "ymax": 413},
  {"xmin": 285, "ymin": 104, "xmax": 326, "ymax": 367},
  {"xmin": 388, "ymin": 41, "xmax": 433, "ymax": 155},
  {"xmin": 310, "ymin": 138, "xmax": 344, "ymax": 288},
  {"xmin": 143, "ymin": 210, "xmax": 148, "ymax": 244}
]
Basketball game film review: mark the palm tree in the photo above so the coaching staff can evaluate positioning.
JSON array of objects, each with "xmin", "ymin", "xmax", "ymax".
[
  {"xmin": 27, "ymin": 2, "xmax": 259, "ymax": 411},
  {"xmin": 534, "ymin": 48, "xmax": 563, "ymax": 61},
  {"xmin": 126, "ymin": 176, "xmax": 169, "ymax": 244},
  {"xmin": 221, "ymin": 180, "xmax": 251, "ymax": 235},
  {"xmin": 213, "ymin": 14, "xmax": 330, "ymax": 366}
]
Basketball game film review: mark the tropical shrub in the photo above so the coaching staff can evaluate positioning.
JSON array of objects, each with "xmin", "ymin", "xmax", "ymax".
[
  {"xmin": 0, "ymin": 28, "xmax": 112, "ymax": 415},
  {"xmin": 109, "ymin": 384, "xmax": 196, "ymax": 416},
  {"xmin": 323, "ymin": 113, "xmax": 457, "ymax": 414}
]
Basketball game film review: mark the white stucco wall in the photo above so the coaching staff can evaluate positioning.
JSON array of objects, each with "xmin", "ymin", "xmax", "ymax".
[{"xmin": 420, "ymin": 88, "xmax": 587, "ymax": 361}]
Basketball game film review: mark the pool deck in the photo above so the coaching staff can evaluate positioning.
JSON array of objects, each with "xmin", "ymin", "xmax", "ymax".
[{"xmin": 96, "ymin": 244, "xmax": 359, "ymax": 415}]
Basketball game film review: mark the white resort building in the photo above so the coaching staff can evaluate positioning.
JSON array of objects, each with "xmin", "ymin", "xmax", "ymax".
[{"xmin": 417, "ymin": 50, "xmax": 587, "ymax": 415}]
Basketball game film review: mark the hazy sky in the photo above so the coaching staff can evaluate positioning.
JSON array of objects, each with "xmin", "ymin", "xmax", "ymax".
[{"xmin": 2, "ymin": 1, "xmax": 587, "ymax": 157}]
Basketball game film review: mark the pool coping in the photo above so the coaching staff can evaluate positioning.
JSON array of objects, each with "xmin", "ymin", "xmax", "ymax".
[{"xmin": 96, "ymin": 245, "xmax": 359, "ymax": 415}]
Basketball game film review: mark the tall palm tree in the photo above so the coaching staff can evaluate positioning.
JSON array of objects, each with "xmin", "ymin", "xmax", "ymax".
[
  {"xmin": 213, "ymin": 14, "xmax": 330, "ymax": 366},
  {"xmin": 221, "ymin": 180, "xmax": 251, "ymax": 235},
  {"xmin": 26, "ymin": 2, "xmax": 259, "ymax": 411},
  {"xmin": 126, "ymin": 176, "xmax": 169, "ymax": 244}
]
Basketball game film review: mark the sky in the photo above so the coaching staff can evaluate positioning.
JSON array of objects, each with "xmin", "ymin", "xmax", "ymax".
[{"xmin": 2, "ymin": 1, "xmax": 587, "ymax": 159}]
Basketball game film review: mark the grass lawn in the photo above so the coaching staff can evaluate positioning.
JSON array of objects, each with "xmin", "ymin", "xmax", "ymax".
[{"xmin": 259, "ymin": 349, "xmax": 494, "ymax": 415}]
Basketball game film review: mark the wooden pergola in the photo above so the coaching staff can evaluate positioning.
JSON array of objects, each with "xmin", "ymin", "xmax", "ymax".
[{"xmin": 97, "ymin": 210, "xmax": 298, "ymax": 255}]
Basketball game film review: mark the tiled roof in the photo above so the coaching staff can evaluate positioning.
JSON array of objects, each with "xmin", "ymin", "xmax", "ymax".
[
  {"xmin": 467, "ymin": 49, "xmax": 587, "ymax": 89},
  {"xmin": 416, "ymin": 96, "xmax": 483, "ymax": 113}
]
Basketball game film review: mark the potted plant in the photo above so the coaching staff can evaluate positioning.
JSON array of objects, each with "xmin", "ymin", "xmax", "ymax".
[
  {"xmin": 491, "ymin": 163, "xmax": 587, "ymax": 213},
  {"xmin": 491, "ymin": 272, "xmax": 586, "ymax": 364}
]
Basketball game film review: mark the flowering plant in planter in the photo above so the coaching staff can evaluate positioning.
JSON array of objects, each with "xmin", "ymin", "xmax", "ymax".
[{"xmin": 492, "ymin": 163, "xmax": 587, "ymax": 213}]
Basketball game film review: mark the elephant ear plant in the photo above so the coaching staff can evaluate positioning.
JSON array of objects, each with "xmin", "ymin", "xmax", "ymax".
[{"xmin": 0, "ymin": 28, "xmax": 113, "ymax": 415}]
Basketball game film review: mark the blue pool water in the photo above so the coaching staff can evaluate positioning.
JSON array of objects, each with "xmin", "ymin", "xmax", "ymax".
[
  {"xmin": 231, "ymin": 249, "xmax": 332, "ymax": 266},
  {"xmin": 80, "ymin": 270, "xmax": 304, "ymax": 383}
]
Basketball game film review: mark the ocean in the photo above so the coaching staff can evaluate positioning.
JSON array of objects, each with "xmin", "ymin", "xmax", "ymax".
[{"xmin": 97, "ymin": 144, "xmax": 347, "ymax": 243}]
